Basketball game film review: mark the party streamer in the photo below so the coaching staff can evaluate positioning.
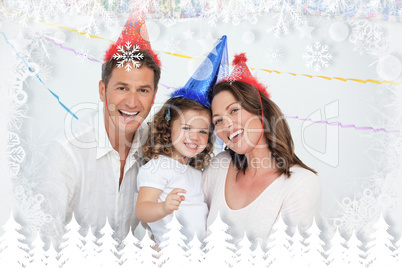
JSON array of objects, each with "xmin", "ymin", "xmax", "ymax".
[
  {"xmin": 5, "ymin": 7, "xmax": 401, "ymax": 85},
  {"xmin": 39, "ymin": 34, "xmax": 103, "ymax": 64},
  {"xmin": 1, "ymin": 31, "xmax": 78, "ymax": 119},
  {"xmin": 32, "ymin": 37, "xmax": 401, "ymax": 132},
  {"xmin": 259, "ymin": 69, "xmax": 402, "ymax": 86},
  {"xmin": 285, "ymin": 116, "xmax": 400, "ymax": 133},
  {"xmin": 157, "ymin": 84, "xmax": 400, "ymax": 134}
]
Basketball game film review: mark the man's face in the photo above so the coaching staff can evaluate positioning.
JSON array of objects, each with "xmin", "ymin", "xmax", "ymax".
[{"xmin": 99, "ymin": 64, "xmax": 157, "ymax": 138}]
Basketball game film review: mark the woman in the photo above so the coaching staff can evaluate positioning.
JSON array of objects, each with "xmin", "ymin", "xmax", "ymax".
[{"xmin": 202, "ymin": 54, "xmax": 321, "ymax": 246}]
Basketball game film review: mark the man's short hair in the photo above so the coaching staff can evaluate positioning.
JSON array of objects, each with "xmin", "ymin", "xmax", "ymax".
[{"xmin": 101, "ymin": 49, "xmax": 161, "ymax": 90}]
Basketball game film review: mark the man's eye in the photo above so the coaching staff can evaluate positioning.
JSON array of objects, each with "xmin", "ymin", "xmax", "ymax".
[
  {"xmin": 118, "ymin": 87, "xmax": 125, "ymax": 91},
  {"xmin": 139, "ymin": 88, "xmax": 149, "ymax": 93},
  {"xmin": 182, "ymin": 126, "xmax": 190, "ymax": 130}
]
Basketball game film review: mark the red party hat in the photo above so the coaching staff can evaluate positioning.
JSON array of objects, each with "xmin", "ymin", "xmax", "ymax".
[
  {"xmin": 104, "ymin": 11, "xmax": 160, "ymax": 66},
  {"xmin": 223, "ymin": 53, "xmax": 269, "ymax": 97}
]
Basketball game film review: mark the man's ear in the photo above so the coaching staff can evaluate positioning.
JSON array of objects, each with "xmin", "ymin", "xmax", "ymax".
[
  {"xmin": 99, "ymin": 80, "xmax": 106, "ymax": 102},
  {"xmin": 151, "ymin": 86, "xmax": 158, "ymax": 105}
]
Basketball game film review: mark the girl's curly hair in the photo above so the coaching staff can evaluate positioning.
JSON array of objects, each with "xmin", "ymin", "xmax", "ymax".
[{"xmin": 142, "ymin": 98, "xmax": 215, "ymax": 170}]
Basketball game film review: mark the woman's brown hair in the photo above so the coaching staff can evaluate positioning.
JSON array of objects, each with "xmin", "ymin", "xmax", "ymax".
[
  {"xmin": 142, "ymin": 98, "xmax": 215, "ymax": 170},
  {"xmin": 212, "ymin": 81, "xmax": 317, "ymax": 177}
]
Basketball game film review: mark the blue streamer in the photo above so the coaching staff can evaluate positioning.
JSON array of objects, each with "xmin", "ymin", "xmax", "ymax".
[{"xmin": 0, "ymin": 31, "xmax": 78, "ymax": 119}]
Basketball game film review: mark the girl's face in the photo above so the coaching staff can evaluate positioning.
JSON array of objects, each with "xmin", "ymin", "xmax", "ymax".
[
  {"xmin": 211, "ymin": 90, "xmax": 265, "ymax": 155},
  {"xmin": 171, "ymin": 109, "xmax": 211, "ymax": 162}
]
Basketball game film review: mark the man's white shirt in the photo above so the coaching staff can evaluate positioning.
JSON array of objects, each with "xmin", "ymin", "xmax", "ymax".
[{"xmin": 38, "ymin": 104, "xmax": 146, "ymax": 246}]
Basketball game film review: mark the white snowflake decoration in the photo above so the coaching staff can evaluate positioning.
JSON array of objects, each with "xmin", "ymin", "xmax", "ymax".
[
  {"xmin": 348, "ymin": 19, "xmax": 384, "ymax": 56},
  {"xmin": 265, "ymin": 46, "xmax": 284, "ymax": 64},
  {"xmin": 78, "ymin": 46, "xmax": 95, "ymax": 66},
  {"xmin": 303, "ymin": 41, "xmax": 333, "ymax": 72},
  {"xmin": 112, "ymin": 42, "xmax": 144, "ymax": 72},
  {"xmin": 164, "ymin": 38, "xmax": 182, "ymax": 53},
  {"xmin": 267, "ymin": 2, "xmax": 307, "ymax": 38}
]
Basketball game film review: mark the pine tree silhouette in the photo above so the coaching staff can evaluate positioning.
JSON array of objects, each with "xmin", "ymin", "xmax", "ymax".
[
  {"xmin": 365, "ymin": 213, "xmax": 395, "ymax": 268},
  {"xmin": 288, "ymin": 227, "xmax": 307, "ymax": 267},
  {"xmin": 233, "ymin": 232, "xmax": 254, "ymax": 267},
  {"xmin": 137, "ymin": 229, "xmax": 158, "ymax": 268},
  {"xmin": 392, "ymin": 235, "xmax": 402, "ymax": 268},
  {"xmin": 203, "ymin": 212, "xmax": 236, "ymax": 268},
  {"xmin": 58, "ymin": 213, "xmax": 85, "ymax": 267},
  {"xmin": 252, "ymin": 241, "xmax": 267, "ymax": 267},
  {"xmin": 326, "ymin": 227, "xmax": 348, "ymax": 267},
  {"xmin": 265, "ymin": 215, "xmax": 292, "ymax": 267},
  {"xmin": 29, "ymin": 232, "xmax": 47, "ymax": 267},
  {"xmin": 97, "ymin": 218, "xmax": 119, "ymax": 267},
  {"xmin": 44, "ymin": 241, "xmax": 60, "ymax": 267},
  {"xmin": 119, "ymin": 227, "xmax": 141, "ymax": 267},
  {"xmin": 304, "ymin": 218, "xmax": 326, "ymax": 267},
  {"xmin": 158, "ymin": 212, "xmax": 188, "ymax": 267},
  {"xmin": 184, "ymin": 233, "xmax": 205, "ymax": 267},
  {"xmin": 345, "ymin": 229, "xmax": 366, "ymax": 267},
  {"xmin": 0, "ymin": 212, "xmax": 29, "ymax": 268},
  {"xmin": 81, "ymin": 227, "xmax": 101, "ymax": 267}
]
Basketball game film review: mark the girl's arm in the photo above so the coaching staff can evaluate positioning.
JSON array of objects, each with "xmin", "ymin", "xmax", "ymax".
[{"xmin": 136, "ymin": 187, "xmax": 186, "ymax": 223}]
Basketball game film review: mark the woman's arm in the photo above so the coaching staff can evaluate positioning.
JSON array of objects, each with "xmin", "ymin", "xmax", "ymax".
[{"xmin": 136, "ymin": 187, "xmax": 186, "ymax": 222}]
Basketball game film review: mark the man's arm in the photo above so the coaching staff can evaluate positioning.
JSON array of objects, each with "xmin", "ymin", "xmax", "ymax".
[{"xmin": 36, "ymin": 140, "xmax": 79, "ymax": 245}]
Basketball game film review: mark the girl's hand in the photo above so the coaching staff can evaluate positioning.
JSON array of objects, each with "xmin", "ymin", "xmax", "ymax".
[{"xmin": 163, "ymin": 188, "xmax": 186, "ymax": 214}]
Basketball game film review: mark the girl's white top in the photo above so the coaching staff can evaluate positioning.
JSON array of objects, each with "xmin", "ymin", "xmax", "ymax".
[
  {"xmin": 202, "ymin": 151, "xmax": 321, "ymax": 247},
  {"xmin": 137, "ymin": 155, "xmax": 208, "ymax": 245}
]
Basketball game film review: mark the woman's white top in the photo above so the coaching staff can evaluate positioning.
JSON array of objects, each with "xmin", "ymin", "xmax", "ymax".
[
  {"xmin": 202, "ymin": 151, "xmax": 321, "ymax": 246},
  {"xmin": 137, "ymin": 155, "xmax": 208, "ymax": 245}
]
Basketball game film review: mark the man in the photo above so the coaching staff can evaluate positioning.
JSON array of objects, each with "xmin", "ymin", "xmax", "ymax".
[{"xmin": 38, "ymin": 14, "xmax": 161, "ymax": 246}]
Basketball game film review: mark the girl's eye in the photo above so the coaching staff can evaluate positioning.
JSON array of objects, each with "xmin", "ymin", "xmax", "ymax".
[
  {"xmin": 214, "ymin": 119, "xmax": 222, "ymax": 125},
  {"xmin": 200, "ymin": 130, "xmax": 208, "ymax": 134},
  {"xmin": 230, "ymin": 108, "xmax": 239, "ymax": 114}
]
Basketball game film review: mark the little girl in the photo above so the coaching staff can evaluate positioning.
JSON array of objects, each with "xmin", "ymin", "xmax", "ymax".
[{"xmin": 136, "ymin": 97, "xmax": 214, "ymax": 245}]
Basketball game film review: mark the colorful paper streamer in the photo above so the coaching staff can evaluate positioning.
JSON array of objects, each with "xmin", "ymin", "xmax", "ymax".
[{"xmin": 1, "ymin": 31, "xmax": 78, "ymax": 119}]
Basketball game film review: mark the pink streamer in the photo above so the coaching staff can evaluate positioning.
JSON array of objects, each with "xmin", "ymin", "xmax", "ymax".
[{"xmin": 286, "ymin": 116, "xmax": 400, "ymax": 133}]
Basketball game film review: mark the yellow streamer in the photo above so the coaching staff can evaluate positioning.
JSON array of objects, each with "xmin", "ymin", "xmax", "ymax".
[{"xmin": 4, "ymin": 6, "xmax": 402, "ymax": 86}]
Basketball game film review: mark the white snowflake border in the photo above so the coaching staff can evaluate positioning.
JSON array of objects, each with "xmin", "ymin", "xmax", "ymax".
[{"xmin": 112, "ymin": 42, "xmax": 144, "ymax": 72}]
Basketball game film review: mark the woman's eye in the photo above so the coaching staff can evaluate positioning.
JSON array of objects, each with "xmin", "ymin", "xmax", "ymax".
[
  {"xmin": 214, "ymin": 119, "xmax": 222, "ymax": 125},
  {"xmin": 230, "ymin": 108, "xmax": 239, "ymax": 114},
  {"xmin": 200, "ymin": 130, "xmax": 208, "ymax": 134}
]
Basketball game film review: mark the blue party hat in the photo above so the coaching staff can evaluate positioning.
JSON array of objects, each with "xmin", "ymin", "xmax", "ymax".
[{"xmin": 171, "ymin": 35, "xmax": 229, "ymax": 107}]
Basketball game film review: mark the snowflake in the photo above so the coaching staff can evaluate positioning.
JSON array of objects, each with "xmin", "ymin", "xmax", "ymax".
[
  {"xmin": 267, "ymin": 2, "xmax": 307, "ymax": 38},
  {"xmin": 348, "ymin": 19, "xmax": 384, "ymax": 56},
  {"xmin": 78, "ymin": 46, "xmax": 95, "ymax": 66},
  {"xmin": 112, "ymin": 42, "xmax": 144, "ymax": 72},
  {"xmin": 164, "ymin": 38, "xmax": 181, "ymax": 53},
  {"xmin": 265, "ymin": 46, "xmax": 284, "ymax": 64},
  {"xmin": 303, "ymin": 41, "xmax": 333, "ymax": 72}
]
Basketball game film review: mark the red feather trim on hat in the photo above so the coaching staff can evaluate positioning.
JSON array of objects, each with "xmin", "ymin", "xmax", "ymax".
[
  {"xmin": 235, "ymin": 76, "xmax": 269, "ymax": 98},
  {"xmin": 223, "ymin": 53, "xmax": 270, "ymax": 97},
  {"xmin": 232, "ymin": 53, "xmax": 247, "ymax": 65}
]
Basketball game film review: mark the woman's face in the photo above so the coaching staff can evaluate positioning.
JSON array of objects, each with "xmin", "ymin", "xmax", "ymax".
[{"xmin": 211, "ymin": 90, "xmax": 265, "ymax": 155}]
